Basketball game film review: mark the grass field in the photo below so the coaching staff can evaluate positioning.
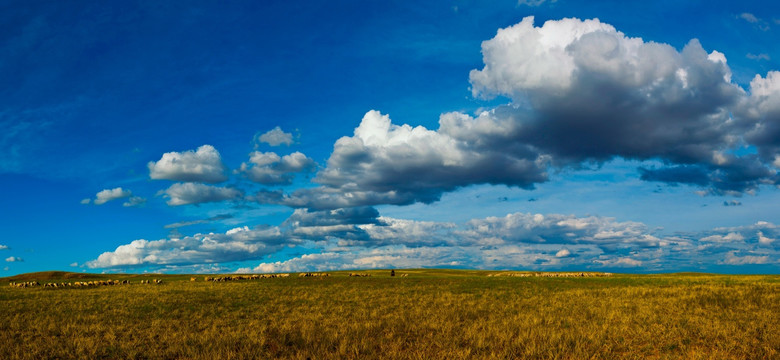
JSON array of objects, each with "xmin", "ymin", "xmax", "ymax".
[{"xmin": 1, "ymin": 269, "xmax": 778, "ymax": 359}]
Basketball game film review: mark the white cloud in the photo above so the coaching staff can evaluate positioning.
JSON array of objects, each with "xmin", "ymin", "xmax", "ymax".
[
  {"xmin": 700, "ymin": 232, "xmax": 745, "ymax": 243},
  {"xmin": 738, "ymin": 13, "xmax": 770, "ymax": 31},
  {"xmin": 148, "ymin": 145, "xmax": 228, "ymax": 183},
  {"xmin": 470, "ymin": 17, "xmax": 619, "ymax": 96},
  {"xmin": 86, "ymin": 226, "xmax": 287, "ymax": 268},
  {"xmin": 723, "ymin": 251, "xmax": 770, "ymax": 265},
  {"xmin": 5, "ymin": 256, "xmax": 23, "ymax": 262},
  {"xmin": 458, "ymin": 212, "xmax": 660, "ymax": 250},
  {"xmin": 740, "ymin": 13, "xmax": 759, "ymax": 23},
  {"xmin": 93, "ymin": 187, "xmax": 132, "ymax": 205},
  {"xmin": 80, "ymin": 198, "xmax": 91, "ymax": 205},
  {"xmin": 0, "ymin": 245, "xmax": 8, "ymax": 250},
  {"xmin": 555, "ymin": 248, "xmax": 571, "ymax": 257},
  {"xmin": 747, "ymin": 53, "xmax": 771, "ymax": 61},
  {"xmin": 594, "ymin": 257, "xmax": 642, "ymax": 267},
  {"xmin": 278, "ymin": 110, "xmax": 549, "ymax": 208},
  {"xmin": 239, "ymin": 151, "xmax": 315, "ymax": 185},
  {"xmin": 122, "ymin": 196, "xmax": 147, "ymax": 207},
  {"xmin": 257, "ymin": 126, "xmax": 294, "ymax": 146},
  {"xmin": 161, "ymin": 182, "xmax": 243, "ymax": 206},
  {"xmin": 466, "ymin": 16, "xmax": 780, "ymax": 195},
  {"xmin": 469, "ymin": 17, "xmax": 739, "ymax": 163},
  {"xmin": 758, "ymin": 231, "xmax": 775, "ymax": 245}
]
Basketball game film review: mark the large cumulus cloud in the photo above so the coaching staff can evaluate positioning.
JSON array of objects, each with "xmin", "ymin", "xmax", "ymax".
[
  {"xmin": 255, "ymin": 110, "xmax": 549, "ymax": 209},
  {"xmin": 742, "ymin": 71, "xmax": 780, "ymax": 168},
  {"xmin": 466, "ymin": 17, "xmax": 778, "ymax": 193}
]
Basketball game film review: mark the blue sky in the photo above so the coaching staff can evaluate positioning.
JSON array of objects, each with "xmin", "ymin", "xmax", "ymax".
[{"xmin": 2, "ymin": 0, "xmax": 780, "ymax": 275}]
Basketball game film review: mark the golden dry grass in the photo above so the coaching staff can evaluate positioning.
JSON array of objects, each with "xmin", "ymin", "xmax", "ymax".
[{"xmin": 1, "ymin": 270, "xmax": 778, "ymax": 359}]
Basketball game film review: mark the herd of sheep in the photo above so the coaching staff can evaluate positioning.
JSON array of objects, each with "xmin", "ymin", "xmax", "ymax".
[
  {"xmin": 487, "ymin": 272, "xmax": 613, "ymax": 277},
  {"xmin": 201, "ymin": 273, "xmax": 291, "ymax": 282},
  {"xmin": 9, "ymin": 279, "xmax": 133, "ymax": 288},
  {"xmin": 8, "ymin": 271, "xmax": 612, "ymax": 289}
]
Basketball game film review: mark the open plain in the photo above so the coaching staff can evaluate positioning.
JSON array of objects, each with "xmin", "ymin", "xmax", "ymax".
[{"xmin": 1, "ymin": 270, "xmax": 778, "ymax": 359}]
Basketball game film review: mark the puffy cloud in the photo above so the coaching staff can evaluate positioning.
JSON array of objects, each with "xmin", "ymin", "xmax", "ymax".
[
  {"xmin": 758, "ymin": 231, "xmax": 775, "ymax": 245},
  {"xmin": 256, "ymin": 126, "xmax": 294, "ymax": 147},
  {"xmin": 692, "ymin": 222, "xmax": 779, "ymax": 258},
  {"xmin": 457, "ymin": 212, "xmax": 662, "ymax": 251},
  {"xmin": 85, "ymin": 225, "xmax": 288, "ymax": 268},
  {"xmin": 92, "ymin": 187, "xmax": 133, "ymax": 205},
  {"xmin": 470, "ymin": 17, "xmax": 741, "ymax": 165},
  {"xmin": 239, "ymin": 151, "xmax": 315, "ymax": 185},
  {"xmin": 742, "ymin": 71, "xmax": 780, "ymax": 164},
  {"xmin": 722, "ymin": 251, "xmax": 771, "ymax": 265},
  {"xmin": 555, "ymin": 248, "xmax": 571, "ymax": 258},
  {"xmin": 5, "ymin": 256, "xmax": 23, "ymax": 262},
  {"xmin": 148, "ymin": 145, "xmax": 228, "ymax": 183},
  {"xmin": 267, "ymin": 110, "xmax": 549, "ymax": 209},
  {"xmin": 356, "ymin": 217, "xmax": 458, "ymax": 247},
  {"xmin": 700, "ymin": 232, "xmax": 745, "ymax": 243},
  {"xmin": 463, "ymin": 16, "xmax": 780, "ymax": 194},
  {"xmin": 594, "ymin": 257, "xmax": 642, "ymax": 267},
  {"xmin": 161, "ymin": 182, "xmax": 243, "ymax": 206},
  {"xmin": 0, "ymin": 245, "xmax": 8, "ymax": 250}
]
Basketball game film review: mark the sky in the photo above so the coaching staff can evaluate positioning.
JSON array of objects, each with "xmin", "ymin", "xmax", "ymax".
[{"xmin": 2, "ymin": 0, "xmax": 780, "ymax": 275}]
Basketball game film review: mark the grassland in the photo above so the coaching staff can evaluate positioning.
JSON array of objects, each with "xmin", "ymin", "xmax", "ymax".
[{"xmin": 1, "ymin": 269, "xmax": 778, "ymax": 359}]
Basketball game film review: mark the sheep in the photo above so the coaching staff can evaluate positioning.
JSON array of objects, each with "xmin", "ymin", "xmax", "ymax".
[{"xmin": 190, "ymin": 277, "xmax": 197, "ymax": 282}]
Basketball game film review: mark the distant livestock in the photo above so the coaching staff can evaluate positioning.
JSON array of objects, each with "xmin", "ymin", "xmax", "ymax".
[
  {"xmin": 13, "ymin": 279, "xmax": 132, "ymax": 289},
  {"xmin": 9, "ymin": 281, "xmax": 39, "ymax": 288},
  {"xmin": 487, "ymin": 272, "xmax": 613, "ymax": 278},
  {"xmin": 204, "ymin": 273, "xmax": 291, "ymax": 282},
  {"xmin": 9, "ymin": 271, "xmax": 308, "ymax": 290},
  {"xmin": 348, "ymin": 273, "xmax": 371, "ymax": 277},
  {"xmin": 298, "ymin": 272, "xmax": 330, "ymax": 278}
]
